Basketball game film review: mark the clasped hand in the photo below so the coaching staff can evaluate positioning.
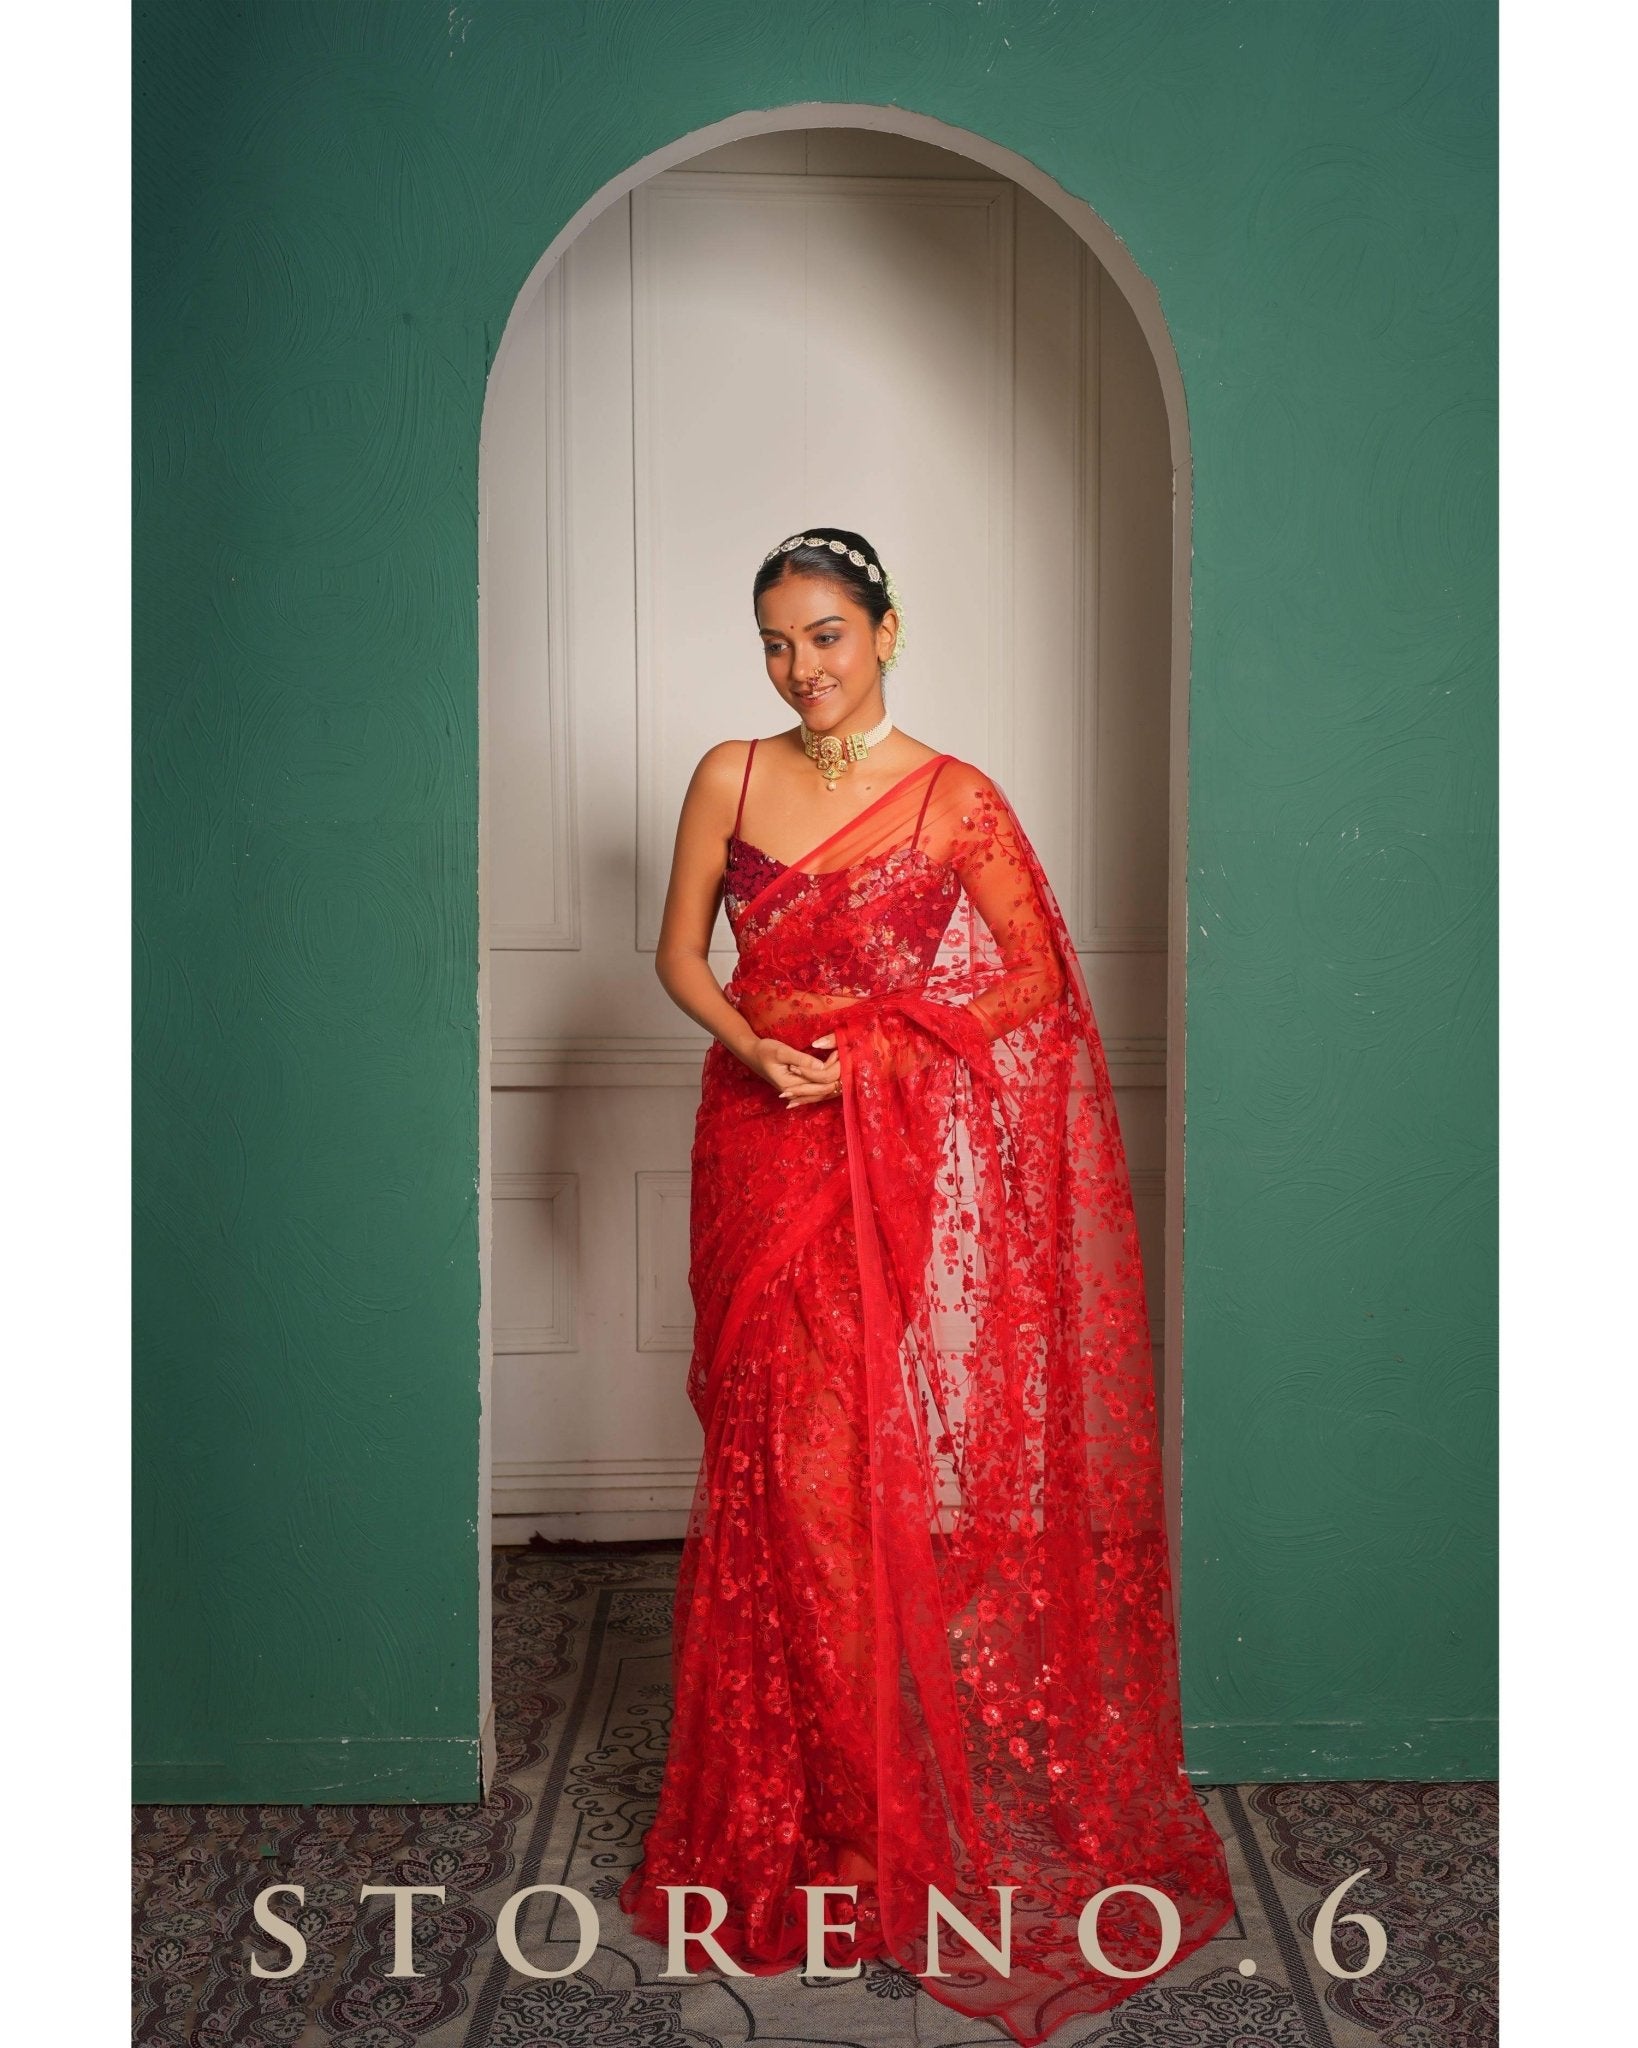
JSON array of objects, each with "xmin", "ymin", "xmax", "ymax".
[{"xmin": 747, "ymin": 1032, "xmax": 841, "ymax": 1106}]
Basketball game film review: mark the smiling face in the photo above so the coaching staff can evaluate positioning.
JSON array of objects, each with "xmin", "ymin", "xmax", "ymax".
[{"xmin": 755, "ymin": 570, "xmax": 897, "ymax": 733}]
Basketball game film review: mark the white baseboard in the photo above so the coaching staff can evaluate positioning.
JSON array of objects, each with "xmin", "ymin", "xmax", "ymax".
[{"xmin": 492, "ymin": 1510, "xmax": 689, "ymax": 1546}]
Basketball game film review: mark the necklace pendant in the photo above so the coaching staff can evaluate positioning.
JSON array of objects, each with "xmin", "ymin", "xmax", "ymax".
[
  {"xmin": 810, "ymin": 732, "xmax": 847, "ymax": 789},
  {"xmin": 801, "ymin": 710, "xmax": 893, "ymax": 789}
]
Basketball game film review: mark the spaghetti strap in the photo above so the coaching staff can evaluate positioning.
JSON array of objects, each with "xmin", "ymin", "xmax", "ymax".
[
  {"xmin": 911, "ymin": 754, "xmax": 950, "ymax": 850},
  {"xmin": 732, "ymin": 738, "xmax": 758, "ymax": 841}
]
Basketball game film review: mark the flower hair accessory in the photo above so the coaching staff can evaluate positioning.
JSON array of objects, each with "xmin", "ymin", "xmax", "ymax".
[
  {"xmin": 881, "ymin": 566, "xmax": 906, "ymax": 674},
  {"xmin": 761, "ymin": 533, "xmax": 906, "ymax": 674}
]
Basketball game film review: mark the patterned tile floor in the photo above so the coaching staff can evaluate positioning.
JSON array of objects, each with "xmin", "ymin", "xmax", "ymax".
[{"xmin": 133, "ymin": 1544, "xmax": 1497, "ymax": 2047}]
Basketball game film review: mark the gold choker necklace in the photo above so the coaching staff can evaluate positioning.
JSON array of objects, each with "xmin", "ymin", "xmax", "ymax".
[{"xmin": 800, "ymin": 708, "xmax": 894, "ymax": 791}]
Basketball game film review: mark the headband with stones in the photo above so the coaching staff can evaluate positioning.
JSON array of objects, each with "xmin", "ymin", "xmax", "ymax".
[
  {"xmin": 762, "ymin": 534, "xmax": 905, "ymax": 672},
  {"xmin": 763, "ymin": 532, "xmax": 882, "ymax": 579}
]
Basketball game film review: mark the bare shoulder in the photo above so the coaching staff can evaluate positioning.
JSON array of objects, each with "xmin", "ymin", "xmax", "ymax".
[
  {"xmin": 886, "ymin": 729, "xmax": 943, "ymax": 767},
  {"xmin": 683, "ymin": 739, "xmax": 755, "ymax": 820},
  {"xmin": 693, "ymin": 737, "xmax": 755, "ymax": 781}
]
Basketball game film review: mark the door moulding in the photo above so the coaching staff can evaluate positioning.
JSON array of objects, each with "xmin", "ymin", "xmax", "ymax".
[{"xmin": 475, "ymin": 101, "xmax": 1194, "ymax": 1799}]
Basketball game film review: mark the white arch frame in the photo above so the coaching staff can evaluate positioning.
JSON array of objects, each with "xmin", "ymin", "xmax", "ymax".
[{"xmin": 475, "ymin": 103, "xmax": 1194, "ymax": 1791}]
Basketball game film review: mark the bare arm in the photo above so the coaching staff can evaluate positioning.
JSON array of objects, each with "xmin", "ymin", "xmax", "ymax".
[{"xmin": 655, "ymin": 744, "xmax": 841, "ymax": 1104}]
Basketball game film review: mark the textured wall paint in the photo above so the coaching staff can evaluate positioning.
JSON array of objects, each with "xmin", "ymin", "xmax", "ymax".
[{"xmin": 133, "ymin": 0, "xmax": 1496, "ymax": 1798}]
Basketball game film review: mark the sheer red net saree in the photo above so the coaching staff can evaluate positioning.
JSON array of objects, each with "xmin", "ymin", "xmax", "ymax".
[{"xmin": 618, "ymin": 755, "xmax": 1236, "ymax": 2043}]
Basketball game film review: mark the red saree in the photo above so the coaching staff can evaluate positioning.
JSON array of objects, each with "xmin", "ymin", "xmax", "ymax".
[{"xmin": 619, "ymin": 753, "xmax": 1236, "ymax": 2042}]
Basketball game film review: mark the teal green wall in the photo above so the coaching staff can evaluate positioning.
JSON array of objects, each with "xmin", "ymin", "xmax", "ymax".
[{"xmin": 133, "ymin": 0, "xmax": 1496, "ymax": 1799}]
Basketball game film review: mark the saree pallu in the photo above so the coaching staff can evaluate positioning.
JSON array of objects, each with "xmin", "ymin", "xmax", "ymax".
[{"xmin": 619, "ymin": 755, "xmax": 1236, "ymax": 2043}]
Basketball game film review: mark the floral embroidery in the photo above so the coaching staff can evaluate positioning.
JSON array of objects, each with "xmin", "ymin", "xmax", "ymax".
[{"xmin": 622, "ymin": 758, "xmax": 1235, "ymax": 2044}]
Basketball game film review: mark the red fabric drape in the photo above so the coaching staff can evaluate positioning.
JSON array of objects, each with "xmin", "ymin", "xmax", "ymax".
[{"xmin": 619, "ymin": 756, "xmax": 1236, "ymax": 2042}]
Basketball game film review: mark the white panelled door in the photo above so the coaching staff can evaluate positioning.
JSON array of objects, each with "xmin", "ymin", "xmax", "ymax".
[{"xmin": 482, "ymin": 131, "xmax": 1172, "ymax": 1542}]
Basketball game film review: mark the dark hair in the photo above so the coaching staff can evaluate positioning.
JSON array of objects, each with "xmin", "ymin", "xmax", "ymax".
[{"xmin": 751, "ymin": 527, "xmax": 893, "ymax": 629}]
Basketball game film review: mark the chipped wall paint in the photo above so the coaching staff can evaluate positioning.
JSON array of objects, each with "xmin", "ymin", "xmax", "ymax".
[{"xmin": 133, "ymin": 0, "xmax": 1496, "ymax": 1799}]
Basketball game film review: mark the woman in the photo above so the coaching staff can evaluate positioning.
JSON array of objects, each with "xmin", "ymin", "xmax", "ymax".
[{"xmin": 618, "ymin": 529, "xmax": 1236, "ymax": 2043}]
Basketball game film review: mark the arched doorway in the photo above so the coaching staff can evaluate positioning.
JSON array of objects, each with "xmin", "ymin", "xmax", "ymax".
[{"xmin": 474, "ymin": 106, "xmax": 1192, "ymax": 1789}]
